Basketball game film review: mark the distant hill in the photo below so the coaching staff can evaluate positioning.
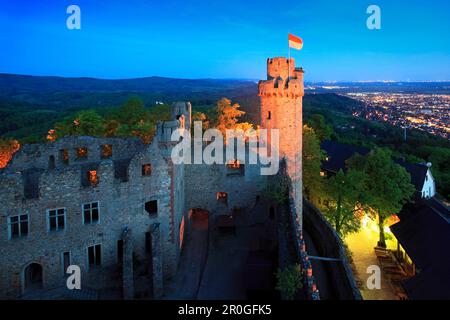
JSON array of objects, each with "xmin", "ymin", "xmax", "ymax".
[
  {"xmin": 0, "ymin": 73, "xmax": 258, "ymax": 108},
  {"xmin": 0, "ymin": 72, "xmax": 369, "ymax": 142},
  {"xmin": 0, "ymin": 73, "xmax": 260, "ymax": 141}
]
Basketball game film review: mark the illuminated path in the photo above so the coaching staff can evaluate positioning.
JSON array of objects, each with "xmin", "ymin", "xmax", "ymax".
[{"xmin": 345, "ymin": 226, "xmax": 398, "ymax": 300}]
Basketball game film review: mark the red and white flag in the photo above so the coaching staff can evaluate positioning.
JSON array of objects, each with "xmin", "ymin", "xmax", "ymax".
[{"xmin": 288, "ymin": 33, "xmax": 303, "ymax": 50}]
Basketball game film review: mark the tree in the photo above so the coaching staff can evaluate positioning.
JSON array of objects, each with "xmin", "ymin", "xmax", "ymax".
[
  {"xmin": 303, "ymin": 125, "xmax": 325, "ymax": 199},
  {"xmin": 103, "ymin": 119, "xmax": 120, "ymax": 137},
  {"xmin": 215, "ymin": 98, "xmax": 245, "ymax": 135},
  {"xmin": 307, "ymin": 114, "xmax": 333, "ymax": 141},
  {"xmin": 275, "ymin": 264, "xmax": 303, "ymax": 300},
  {"xmin": 47, "ymin": 98, "xmax": 172, "ymax": 144},
  {"xmin": 348, "ymin": 148, "xmax": 415, "ymax": 247},
  {"xmin": 322, "ymin": 169, "xmax": 367, "ymax": 238},
  {"xmin": 106, "ymin": 99, "xmax": 170, "ymax": 144},
  {"xmin": 73, "ymin": 110, "xmax": 104, "ymax": 136},
  {"xmin": 109, "ymin": 97, "xmax": 148, "ymax": 125},
  {"xmin": 192, "ymin": 111, "xmax": 210, "ymax": 132},
  {"xmin": 0, "ymin": 138, "xmax": 20, "ymax": 168},
  {"xmin": 49, "ymin": 109, "xmax": 104, "ymax": 140}
]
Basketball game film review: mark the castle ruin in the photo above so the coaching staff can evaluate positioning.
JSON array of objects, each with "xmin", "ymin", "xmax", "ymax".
[{"xmin": 0, "ymin": 58, "xmax": 308, "ymax": 299}]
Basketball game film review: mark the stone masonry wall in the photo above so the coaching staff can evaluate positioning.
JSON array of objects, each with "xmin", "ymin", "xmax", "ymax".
[
  {"xmin": 184, "ymin": 146, "xmax": 266, "ymax": 216},
  {"xmin": 0, "ymin": 133, "xmax": 183, "ymax": 299}
]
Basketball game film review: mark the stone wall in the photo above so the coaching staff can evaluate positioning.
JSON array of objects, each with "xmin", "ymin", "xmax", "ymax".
[
  {"xmin": 0, "ymin": 133, "xmax": 183, "ymax": 299},
  {"xmin": 302, "ymin": 199, "xmax": 362, "ymax": 300},
  {"xmin": 184, "ymin": 146, "xmax": 266, "ymax": 216}
]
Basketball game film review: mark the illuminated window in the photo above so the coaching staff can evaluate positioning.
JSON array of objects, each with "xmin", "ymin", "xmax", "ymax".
[
  {"xmin": 101, "ymin": 144, "xmax": 112, "ymax": 159},
  {"xmin": 76, "ymin": 147, "xmax": 88, "ymax": 160},
  {"xmin": 60, "ymin": 149, "xmax": 69, "ymax": 164},
  {"xmin": 226, "ymin": 159, "xmax": 244, "ymax": 176},
  {"xmin": 216, "ymin": 192, "xmax": 228, "ymax": 201},
  {"xmin": 88, "ymin": 170, "xmax": 98, "ymax": 186},
  {"xmin": 179, "ymin": 216, "xmax": 185, "ymax": 249},
  {"xmin": 320, "ymin": 171, "xmax": 326, "ymax": 177},
  {"xmin": 142, "ymin": 164, "xmax": 152, "ymax": 176},
  {"xmin": 227, "ymin": 159, "xmax": 241, "ymax": 169}
]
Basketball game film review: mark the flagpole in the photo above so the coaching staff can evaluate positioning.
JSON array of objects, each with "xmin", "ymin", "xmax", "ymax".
[{"xmin": 288, "ymin": 35, "xmax": 291, "ymax": 80}]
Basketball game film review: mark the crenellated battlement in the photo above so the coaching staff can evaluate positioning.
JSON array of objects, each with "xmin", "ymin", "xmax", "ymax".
[
  {"xmin": 267, "ymin": 57, "xmax": 294, "ymax": 80},
  {"xmin": 258, "ymin": 77, "xmax": 304, "ymax": 98},
  {"xmin": 259, "ymin": 57, "xmax": 304, "ymax": 98}
]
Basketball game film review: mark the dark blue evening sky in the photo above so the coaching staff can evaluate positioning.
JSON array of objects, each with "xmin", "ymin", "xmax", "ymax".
[{"xmin": 0, "ymin": 0, "xmax": 449, "ymax": 81}]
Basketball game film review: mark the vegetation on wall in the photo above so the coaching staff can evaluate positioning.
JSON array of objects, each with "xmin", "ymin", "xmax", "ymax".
[
  {"xmin": 47, "ymin": 97, "xmax": 171, "ymax": 144},
  {"xmin": 275, "ymin": 264, "xmax": 303, "ymax": 300},
  {"xmin": 302, "ymin": 125, "xmax": 325, "ymax": 199},
  {"xmin": 0, "ymin": 138, "xmax": 20, "ymax": 169}
]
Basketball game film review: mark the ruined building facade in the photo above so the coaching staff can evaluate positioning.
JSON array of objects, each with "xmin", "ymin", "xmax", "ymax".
[
  {"xmin": 0, "ymin": 122, "xmax": 185, "ymax": 298},
  {"xmin": 0, "ymin": 58, "xmax": 304, "ymax": 299}
]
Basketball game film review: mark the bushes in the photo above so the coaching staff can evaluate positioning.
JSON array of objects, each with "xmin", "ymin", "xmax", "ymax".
[{"xmin": 275, "ymin": 264, "xmax": 303, "ymax": 300}]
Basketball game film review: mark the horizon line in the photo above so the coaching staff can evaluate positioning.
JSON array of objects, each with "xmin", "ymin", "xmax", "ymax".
[{"xmin": 1, "ymin": 72, "xmax": 450, "ymax": 83}]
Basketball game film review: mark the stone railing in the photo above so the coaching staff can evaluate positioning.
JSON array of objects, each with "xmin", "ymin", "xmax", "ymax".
[{"xmin": 288, "ymin": 198, "xmax": 320, "ymax": 300}]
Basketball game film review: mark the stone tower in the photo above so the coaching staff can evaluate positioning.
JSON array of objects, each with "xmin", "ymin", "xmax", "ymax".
[{"xmin": 258, "ymin": 57, "xmax": 304, "ymax": 226}]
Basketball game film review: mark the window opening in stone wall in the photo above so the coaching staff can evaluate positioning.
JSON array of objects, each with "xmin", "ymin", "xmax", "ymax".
[
  {"xmin": 142, "ymin": 164, "xmax": 152, "ymax": 176},
  {"xmin": 76, "ymin": 147, "xmax": 88, "ymax": 160},
  {"xmin": 101, "ymin": 144, "xmax": 112, "ymax": 159},
  {"xmin": 145, "ymin": 200, "xmax": 158, "ymax": 216}
]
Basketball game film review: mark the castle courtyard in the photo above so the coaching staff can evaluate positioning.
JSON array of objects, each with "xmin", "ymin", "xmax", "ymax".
[{"xmin": 164, "ymin": 201, "xmax": 278, "ymax": 300}]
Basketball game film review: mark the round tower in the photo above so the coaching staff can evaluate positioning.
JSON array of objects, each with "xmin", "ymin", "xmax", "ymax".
[{"xmin": 258, "ymin": 57, "xmax": 304, "ymax": 226}]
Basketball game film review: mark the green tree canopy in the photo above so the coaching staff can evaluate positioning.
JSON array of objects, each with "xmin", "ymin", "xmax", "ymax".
[
  {"xmin": 348, "ymin": 148, "xmax": 415, "ymax": 247},
  {"xmin": 303, "ymin": 125, "xmax": 325, "ymax": 199},
  {"xmin": 275, "ymin": 264, "xmax": 303, "ymax": 300},
  {"xmin": 51, "ymin": 109, "xmax": 104, "ymax": 139},
  {"xmin": 107, "ymin": 97, "xmax": 149, "ymax": 125},
  {"xmin": 307, "ymin": 114, "xmax": 333, "ymax": 141},
  {"xmin": 48, "ymin": 97, "xmax": 172, "ymax": 144},
  {"xmin": 322, "ymin": 169, "xmax": 367, "ymax": 238}
]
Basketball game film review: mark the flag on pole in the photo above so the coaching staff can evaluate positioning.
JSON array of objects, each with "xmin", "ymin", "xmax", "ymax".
[{"xmin": 288, "ymin": 33, "xmax": 303, "ymax": 50}]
